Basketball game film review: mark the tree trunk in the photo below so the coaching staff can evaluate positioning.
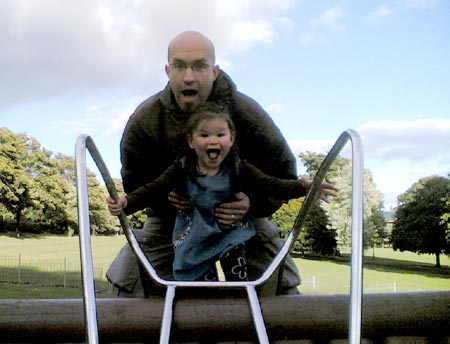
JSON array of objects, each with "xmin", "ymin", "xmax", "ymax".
[
  {"xmin": 436, "ymin": 253, "xmax": 441, "ymax": 268},
  {"xmin": 15, "ymin": 209, "xmax": 22, "ymax": 237}
]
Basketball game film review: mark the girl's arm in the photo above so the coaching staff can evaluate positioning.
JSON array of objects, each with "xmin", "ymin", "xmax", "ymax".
[{"xmin": 240, "ymin": 160, "xmax": 337, "ymax": 203}]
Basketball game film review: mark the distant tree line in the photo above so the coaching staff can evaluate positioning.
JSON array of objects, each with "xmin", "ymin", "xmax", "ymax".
[
  {"xmin": 272, "ymin": 151, "xmax": 450, "ymax": 265},
  {"xmin": 2, "ymin": 127, "xmax": 449, "ymax": 264}
]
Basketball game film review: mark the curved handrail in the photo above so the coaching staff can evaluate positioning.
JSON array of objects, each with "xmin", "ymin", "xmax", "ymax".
[
  {"xmin": 269, "ymin": 129, "xmax": 363, "ymax": 344},
  {"xmin": 75, "ymin": 129, "xmax": 364, "ymax": 344},
  {"xmin": 280, "ymin": 129, "xmax": 364, "ymax": 343}
]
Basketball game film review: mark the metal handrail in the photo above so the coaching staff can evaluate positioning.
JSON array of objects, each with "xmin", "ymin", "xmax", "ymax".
[
  {"xmin": 75, "ymin": 136, "xmax": 100, "ymax": 344},
  {"xmin": 75, "ymin": 129, "xmax": 364, "ymax": 344},
  {"xmin": 278, "ymin": 129, "xmax": 364, "ymax": 344}
]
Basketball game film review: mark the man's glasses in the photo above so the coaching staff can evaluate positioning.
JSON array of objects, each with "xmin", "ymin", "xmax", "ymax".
[{"xmin": 169, "ymin": 61, "xmax": 212, "ymax": 73}]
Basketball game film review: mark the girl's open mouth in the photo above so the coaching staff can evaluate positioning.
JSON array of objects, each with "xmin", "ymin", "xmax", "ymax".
[{"xmin": 207, "ymin": 149, "xmax": 220, "ymax": 160}]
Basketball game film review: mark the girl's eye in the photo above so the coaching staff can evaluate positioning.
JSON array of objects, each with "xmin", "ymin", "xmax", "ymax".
[{"xmin": 200, "ymin": 133, "xmax": 209, "ymax": 138}]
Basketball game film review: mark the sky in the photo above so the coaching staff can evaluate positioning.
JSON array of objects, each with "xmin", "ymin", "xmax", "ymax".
[{"xmin": 1, "ymin": 0, "xmax": 449, "ymax": 210}]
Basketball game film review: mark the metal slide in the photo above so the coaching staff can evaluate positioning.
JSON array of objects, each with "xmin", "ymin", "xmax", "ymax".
[{"xmin": 75, "ymin": 129, "xmax": 364, "ymax": 344}]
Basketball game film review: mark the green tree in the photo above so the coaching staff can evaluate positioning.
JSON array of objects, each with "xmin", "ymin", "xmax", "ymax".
[
  {"xmin": 272, "ymin": 151, "xmax": 344, "ymax": 255},
  {"xmin": 112, "ymin": 177, "xmax": 147, "ymax": 230},
  {"xmin": 271, "ymin": 190, "xmax": 336, "ymax": 255},
  {"xmin": 29, "ymin": 146, "xmax": 70, "ymax": 233},
  {"xmin": 303, "ymin": 201, "xmax": 337, "ymax": 255},
  {"xmin": 0, "ymin": 128, "xmax": 118, "ymax": 236},
  {"xmin": 271, "ymin": 198, "xmax": 306, "ymax": 252},
  {"xmin": 441, "ymin": 173, "xmax": 450, "ymax": 244},
  {"xmin": 392, "ymin": 175, "xmax": 450, "ymax": 267},
  {"xmin": 300, "ymin": 152, "xmax": 384, "ymax": 251},
  {"xmin": 365, "ymin": 207, "xmax": 387, "ymax": 258},
  {"xmin": 441, "ymin": 173, "xmax": 450, "ymax": 232},
  {"xmin": 0, "ymin": 128, "xmax": 48, "ymax": 235},
  {"xmin": 84, "ymin": 171, "xmax": 118, "ymax": 234},
  {"xmin": 53, "ymin": 154, "xmax": 79, "ymax": 234},
  {"xmin": 55, "ymin": 154, "xmax": 118, "ymax": 235},
  {"xmin": 50, "ymin": 152, "xmax": 120, "ymax": 235}
]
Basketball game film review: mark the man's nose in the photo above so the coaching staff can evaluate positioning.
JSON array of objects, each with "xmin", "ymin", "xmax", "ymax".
[{"xmin": 183, "ymin": 67, "xmax": 195, "ymax": 83}]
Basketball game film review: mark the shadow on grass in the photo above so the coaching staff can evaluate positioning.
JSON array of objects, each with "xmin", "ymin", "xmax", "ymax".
[
  {"xmin": 0, "ymin": 231, "xmax": 67, "ymax": 239},
  {"xmin": 1, "ymin": 231, "xmax": 46, "ymax": 239},
  {"xmin": 294, "ymin": 252, "xmax": 450, "ymax": 279}
]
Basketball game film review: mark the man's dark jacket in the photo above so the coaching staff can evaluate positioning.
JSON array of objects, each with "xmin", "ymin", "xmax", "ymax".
[{"xmin": 120, "ymin": 70, "xmax": 297, "ymax": 220}]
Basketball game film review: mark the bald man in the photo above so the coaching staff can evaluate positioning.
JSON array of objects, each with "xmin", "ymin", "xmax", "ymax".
[{"xmin": 107, "ymin": 31, "xmax": 302, "ymax": 297}]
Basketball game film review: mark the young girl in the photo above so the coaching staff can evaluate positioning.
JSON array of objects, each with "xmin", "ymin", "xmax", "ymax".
[{"xmin": 108, "ymin": 103, "xmax": 326, "ymax": 282}]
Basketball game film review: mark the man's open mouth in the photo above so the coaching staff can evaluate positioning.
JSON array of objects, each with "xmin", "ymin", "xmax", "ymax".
[
  {"xmin": 182, "ymin": 90, "xmax": 198, "ymax": 97},
  {"xmin": 207, "ymin": 149, "xmax": 220, "ymax": 160}
]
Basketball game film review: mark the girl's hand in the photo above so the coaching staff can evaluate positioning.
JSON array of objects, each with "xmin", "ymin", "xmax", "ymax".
[
  {"xmin": 300, "ymin": 177, "xmax": 338, "ymax": 203},
  {"xmin": 106, "ymin": 196, "xmax": 127, "ymax": 216}
]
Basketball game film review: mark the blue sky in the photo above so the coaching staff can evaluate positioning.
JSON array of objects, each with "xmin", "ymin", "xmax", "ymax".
[{"xmin": 1, "ymin": 0, "xmax": 449, "ymax": 209}]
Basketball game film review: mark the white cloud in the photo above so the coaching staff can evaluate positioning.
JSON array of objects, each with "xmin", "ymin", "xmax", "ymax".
[
  {"xmin": 275, "ymin": 16, "xmax": 296, "ymax": 33},
  {"xmin": 289, "ymin": 118, "xmax": 450, "ymax": 208},
  {"xmin": 216, "ymin": 58, "xmax": 233, "ymax": 71},
  {"xmin": 224, "ymin": 20, "xmax": 276, "ymax": 52},
  {"xmin": 405, "ymin": 0, "xmax": 440, "ymax": 9},
  {"xmin": 0, "ymin": 0, "xmax": 294, "ymax": 109},
  {"xmin": 50, "ymin": 97, "xmax": 141, "ymax": 137},
  {"xmin": 265, "ymin": 103, "xmax": 285, "ymax": 115},
  {"xmin": 310, "ymin": 6, "xmax": 347, "ymax": 31},
  {"xmin": 299, "ymin": 6, "xmax": 347, "ymax": 47},
  {"xmin": 370, "ymin": 5, "xmax": 394, "ymax": 18},
  {"xmin": 289, "ymin": 139, "xmax": 335, "ymax": 157},
  {"xmin": 217, "ymin": 0, "xmax": 295, "ymax": 17},
  {"xmin": 288, "ymin": 138, "xmax": 337, "ymax": 172},
  {"xmin": 358, "ymin": 118, "xmax": 450, "ymax": 163},
  {"xmin": 298, "ymin": 32, "xmax": 327, "ymax": 46}
]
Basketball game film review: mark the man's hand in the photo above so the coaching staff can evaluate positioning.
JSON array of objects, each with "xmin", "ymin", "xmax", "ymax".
[
  {"xmin": 168, "ymin": 190, "xmax": 192, "ymax": 212},
  {"xmin": 300, "ymin": 177, "xmax": 338, "ymax": 203},
  {"xmin": 106, "ymin": 196, "xmax": 127, "ymax": 216},
  {"xmin": 215, "ymin": 192, "xmax": 250, "ymax": 225}
]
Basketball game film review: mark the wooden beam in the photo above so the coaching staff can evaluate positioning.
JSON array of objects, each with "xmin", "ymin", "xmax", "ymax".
[{"xmin": 1, "ymin": 291, "xmax": 449, "ymax": 342}]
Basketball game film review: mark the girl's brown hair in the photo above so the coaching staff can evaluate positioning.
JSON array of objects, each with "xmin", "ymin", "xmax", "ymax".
[{"xmin": 185, "ymin": 102, "xmax": 236, "ymax": 138}]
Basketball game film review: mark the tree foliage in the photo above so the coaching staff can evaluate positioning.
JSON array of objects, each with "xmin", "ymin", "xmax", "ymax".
[
  {"xmin": 112, "ymin": 177, "xmax": 146, "ymax": 230},
  {"xmin": 392, "ymin": 175, "xmax": 450, "ymax": 267},
  {"xmin": 365, "ymin": 207, "xmax": 387, "ymax": 249},
  {"xmin": 299, "ymin": 151, "xmax": 385, "ymax": 252},
  {"xmin": 1, "ymin": 129, "xmax": 38, "ymax": 226},
  {"xmin": 0, "ymin": 128, "xmax": 118, "ymax": 236},
  {"xmin": 272, "ymin": 150, "xmax": 385, "ymax": 256},
  {"xmin": 271, "ymin": 197, "xmax": 336, "ymax": 255}
]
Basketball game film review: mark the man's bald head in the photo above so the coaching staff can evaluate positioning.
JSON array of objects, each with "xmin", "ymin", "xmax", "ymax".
[{"xmin": 168, "ymin": 31, "xmax": 216, "ymax": 64}]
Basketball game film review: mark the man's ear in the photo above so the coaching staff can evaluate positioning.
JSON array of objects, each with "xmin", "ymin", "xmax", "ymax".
[
  {"xmin": 213, "ymin": 65, "xmax": 220, "ymax": 81},
  {"xmin": 165, "ymin": 64, "xmax": 170, "ymax": 77}
]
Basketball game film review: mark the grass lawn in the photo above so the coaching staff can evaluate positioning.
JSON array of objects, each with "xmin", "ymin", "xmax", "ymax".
[
  {"xmin": 0, "ymin": 234, "xmax": 127, "ymax": 267},
  {"xmin": 297, "ymin": 248, "xmax": 450, "ymax": 294},
  {"xmin": 0, "ymin": 234, "xmax": 126, "ymax": 299},
  {"xmin": 0, "ymin": 234, "xmax": 449, "ymax": 298}
]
